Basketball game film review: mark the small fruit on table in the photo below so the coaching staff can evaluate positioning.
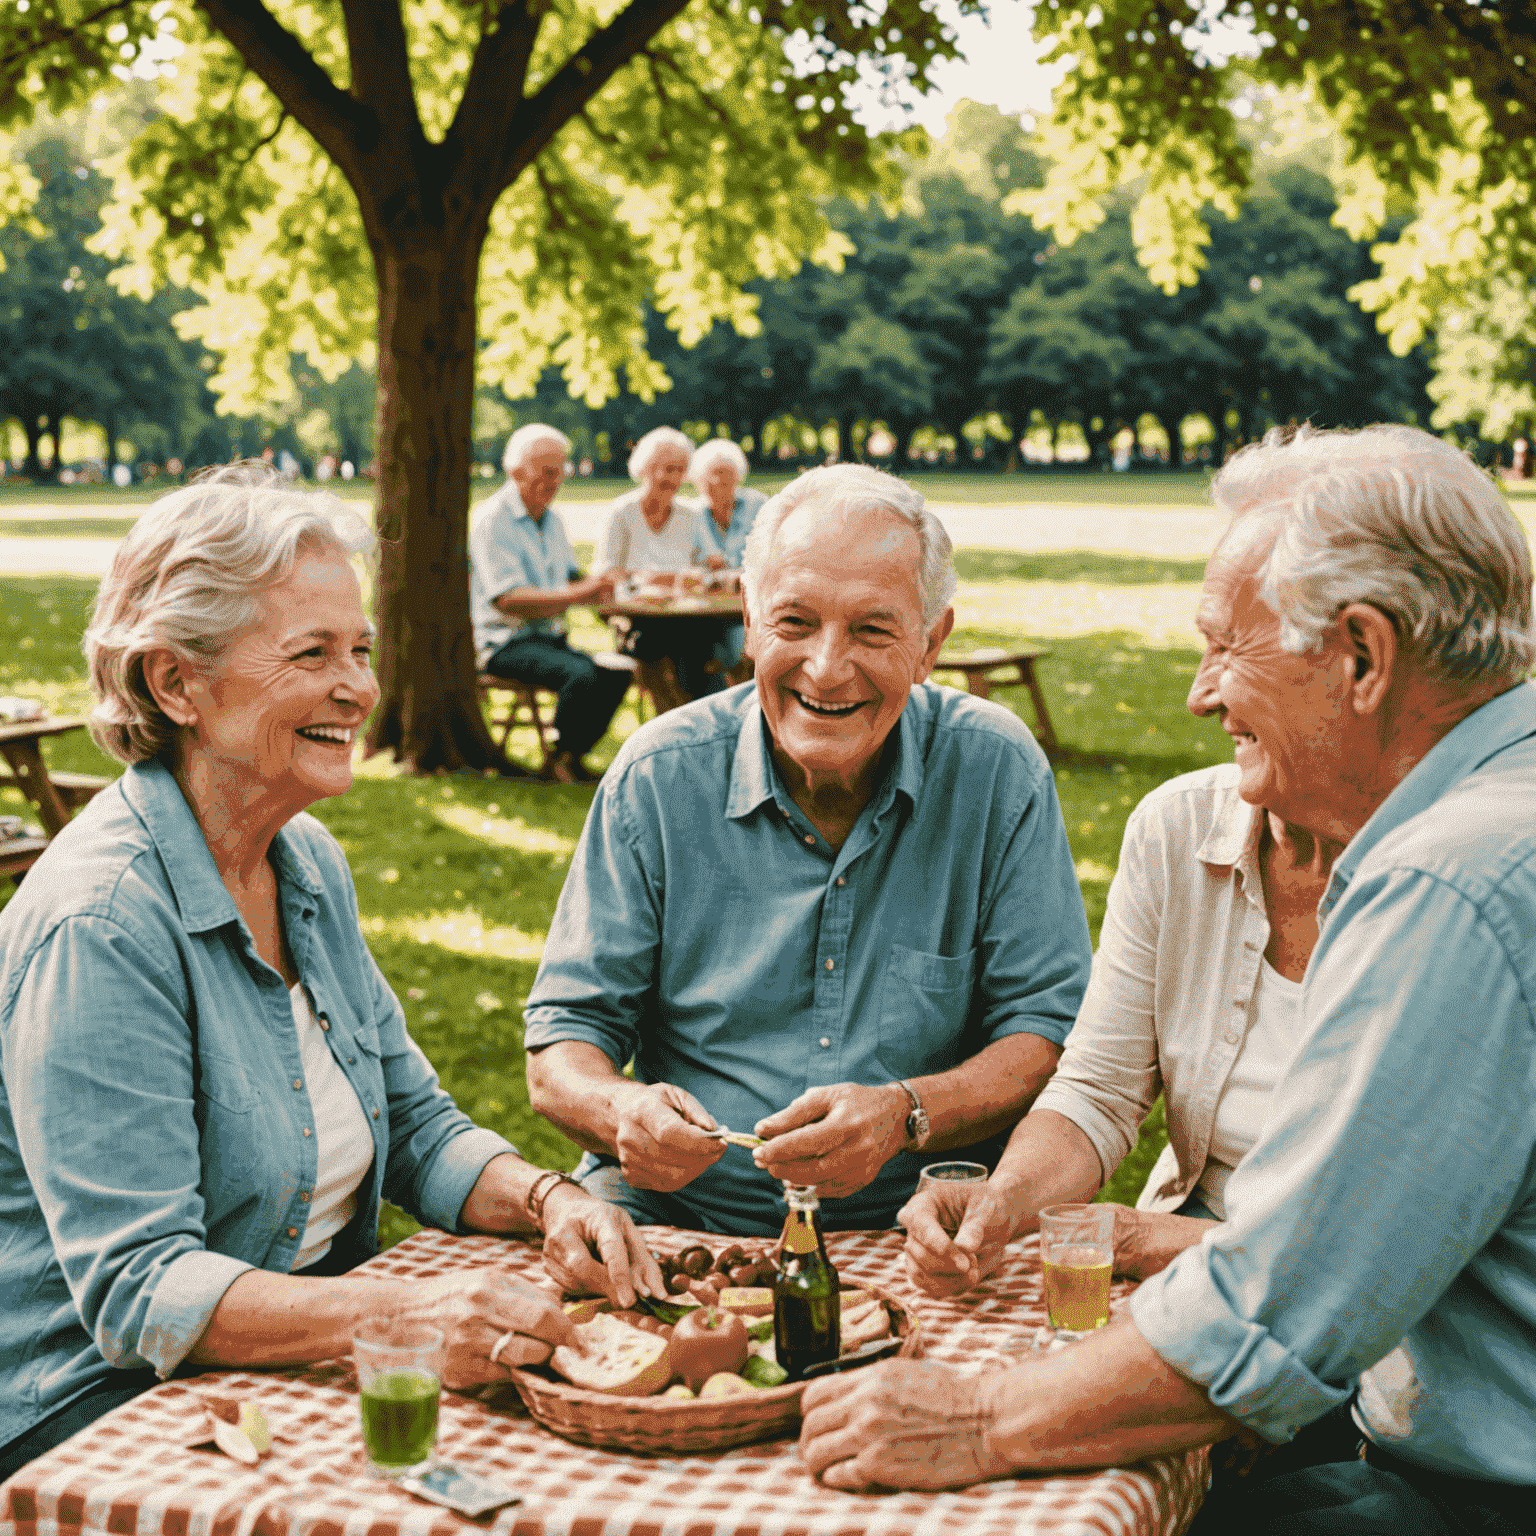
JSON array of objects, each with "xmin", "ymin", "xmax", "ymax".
[
  {"xmin": 698, "ymin": 1372, "xmax": 755, "ymax": 1399},
  {"xmin": 677, "ymin": 1244, "xmax": 713, "ymax": 1279},
  {"xmin": 669, "ymin": 1305, "xmax": 750, "ymax": 1391},
  {"xmin": 662, "ymin": 1383, "xmax": 697, "ymax": 1400}
]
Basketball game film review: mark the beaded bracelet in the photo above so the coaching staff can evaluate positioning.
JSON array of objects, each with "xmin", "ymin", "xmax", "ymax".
[{"xmin": 525, "ymin": 1168, "xmax": 584, "ymax": 1227}]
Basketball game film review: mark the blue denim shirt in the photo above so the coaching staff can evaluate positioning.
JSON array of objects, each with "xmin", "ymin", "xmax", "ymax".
[
  {"xmin": 525, "ymin": 682, "xmax": 1092, "ymax": 1235},
  {"xmin": 1132, "ymin": 682, "xmax": 1536, "ymax": 1482},
  {"xmin": 468, "ymin": 483, "xmax": 581, "ymax": 662},
  {"xmin": 0, "ymin": 760, "xmax": 515, "ymax": 1445},
  {"xmin": 691, "ymin": 488, "xmax": 766, "ymax": 569}
]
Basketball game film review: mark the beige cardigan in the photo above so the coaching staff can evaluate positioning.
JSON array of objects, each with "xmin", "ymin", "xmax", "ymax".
[{"xmin": 1034, "ymin": 763, "xmax": 1274, "ymax": 1218}]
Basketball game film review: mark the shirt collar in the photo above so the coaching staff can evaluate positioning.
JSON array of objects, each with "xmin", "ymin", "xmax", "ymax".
[
  {"xmin": 724, "ymin": 696, "xmax": 925, "ymax": 822},
  {"xmin": 1195, "ymin": 780, "xmax": 1265, "ymax": 869},
  {"xmin": 121, "ymin": 758, "xmax": 325, "ymax": 934},
  {"xmin": 499, "ymin": 482, "xmax": 548, "ymax": 528},
  {"xmin": 1321, "ymin": 680, "xmax": 1536, "ymax": 919}
]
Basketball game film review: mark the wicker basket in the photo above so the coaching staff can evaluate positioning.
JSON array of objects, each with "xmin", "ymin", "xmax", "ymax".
[{"xmin": 508, "ymin": 1290, "xmax": 920, "ymax": 1456}]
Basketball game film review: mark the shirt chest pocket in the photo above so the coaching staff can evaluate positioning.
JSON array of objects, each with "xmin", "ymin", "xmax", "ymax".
[
  {"xmin": 195, "ymin": 1053, "xmax": 267, "ymax": 1203},
  {"xmin": 876, "ymin": 945, "xmax": 978, "ymax": 1079}
]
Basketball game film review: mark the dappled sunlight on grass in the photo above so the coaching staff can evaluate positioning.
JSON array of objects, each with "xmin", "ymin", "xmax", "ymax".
[
  {"xmin": 955, "ymin": 580, "xmax": 1203, "ymax": 648},
  {"xmin": 432, "ymin": 802, "xmax": 576, "ymax": 855},
  {"xmin": 362, "ymin": 907, "xmax": 548, "ymax": 962}
]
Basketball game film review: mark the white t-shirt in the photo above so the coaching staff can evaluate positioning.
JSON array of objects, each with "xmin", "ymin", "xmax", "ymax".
[
  {"xmin": 289, "ymin": 984, "xmax": 376, "ymax": 1270},
  {"xmin": 595, "ymin": 491, "xmax": 705, "ymax": 574},
  {"xmin": 1197, "ymin": 958, "xmax": 1303, "ymax": 1216}
]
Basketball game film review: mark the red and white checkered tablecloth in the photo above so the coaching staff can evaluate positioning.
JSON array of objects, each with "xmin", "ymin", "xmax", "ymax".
[{"xmin": 0, "ymin": 1227, "xmax": 1209, "ymax": 1536}]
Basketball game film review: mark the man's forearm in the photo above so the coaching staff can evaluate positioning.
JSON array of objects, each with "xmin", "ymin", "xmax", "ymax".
[
  {"xmin": 981, "ymin": 1316, "xmax": 1235, "ymax": 1471},
  {"xmin": 526, "ymin": 1040, "xmax": 647, "ymax": 1156},
  {"xmin": 495, "ymin": 578, "xmax": 603, "ymax": 620},
  {"xmin": 909, "ymin": 1033, "xmax": 1064, "ymax": 1153}
]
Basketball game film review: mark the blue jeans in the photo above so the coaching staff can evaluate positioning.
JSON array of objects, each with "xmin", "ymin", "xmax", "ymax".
[
  {"xmin": 485, "ymin": 633, "xmax": 630, "ymax": 760},
  {"xmin": 1191, "ymin": 1400, "xmax": 1536, "ymax": 1536},
  {"xmin": 621, "ymin": 618, "xmax": 727, "ymax": 701},
  {"xmin": 576, "ymin": 1155, "xmax": 732, "ymax": 1232}
]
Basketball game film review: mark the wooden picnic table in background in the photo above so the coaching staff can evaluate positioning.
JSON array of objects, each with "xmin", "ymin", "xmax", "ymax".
[
  {"xmin": 0, "ymin": 716, "xmax": 110, "ymax": 882},
  {"xmin": 0, "ymin": 1226, "xmax": 1208, "ymax": 1536}
]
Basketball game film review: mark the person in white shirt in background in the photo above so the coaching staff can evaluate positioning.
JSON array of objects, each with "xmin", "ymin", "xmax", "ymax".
[{"xmin": 595, "ymin": 426, "xmax": 726, "ymax": 705}]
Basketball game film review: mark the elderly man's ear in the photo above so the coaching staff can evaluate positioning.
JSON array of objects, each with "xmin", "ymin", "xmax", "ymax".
[
  {"xmin": 915, "ymin": 608, "xmax": 956, "ymax": 682},
  {"xmin": 142, "ymin": 648, "xmax": 200, "ymax": 729},
  {"xmin": 1337, "ymin": 603, "xmax": 1398, "ymax": 716}
]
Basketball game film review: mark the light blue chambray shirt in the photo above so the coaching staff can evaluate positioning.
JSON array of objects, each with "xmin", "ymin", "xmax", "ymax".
[
  {"xmin": 1132, "ymin": 681, "xmax": 1536, "ymax": 1483},
  {"xmin": 692, "ymin": 488, "xmax": 767, "ymax": 569},
  {"xmin": 468, "ymin": 481, "xmax": 582, "ymax": 664},
  {"xmin": 0, "ymin": 761, "xmax": 516, "ymax": 1446},
  {"xmin": 524, "ymin": 682, "xmax": 1093, "ymax": 1236}
]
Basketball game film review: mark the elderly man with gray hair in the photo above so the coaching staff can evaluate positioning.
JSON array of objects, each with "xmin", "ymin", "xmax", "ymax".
[
  {"xmin": 524, "ymin": 463, "xmax": 1093, "ymax": 1235},
  {"xmin": 469, "ymin": 424, "xmax": 628, "ymax": 782},
  {"xmin": 796, "ymin": 424, "xmax": 1536, "ymax": 1536}
]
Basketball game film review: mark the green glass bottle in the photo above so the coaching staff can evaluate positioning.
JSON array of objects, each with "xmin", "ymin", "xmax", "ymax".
[{"xmin": 773, "ymin": 1183, "xmax": 840, "ymax": 1380}]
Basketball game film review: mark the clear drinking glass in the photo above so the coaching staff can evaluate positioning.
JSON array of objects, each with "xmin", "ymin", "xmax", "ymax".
[
  {"xmin": 917, "ymin": 1161, "xmax": 990, "ymax": 1193},
  {"xmin": 353, "ymin": 1319, "xmax": 446, "ymax": 1477},
  {"xmin": 1037, "ymin": 1203, "xmax": 1116, "ymax": 1344}
]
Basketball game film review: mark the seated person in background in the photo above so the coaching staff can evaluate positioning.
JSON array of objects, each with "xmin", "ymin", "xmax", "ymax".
[
  {"xmin": 0, "ymin": 466, "xmax": 661, "ymax": 1481},
  {"xmin": 796, "ymin": 425, "xmax": 1536, "ymax": 1536},
  {"xmin": 902, "ymin": 506, "xmax": 1348, "ymax": 1295},
  {"xmin": 596, "ymin": 425, "xmax": 723, "ymax": 705},
  {"xmin": 689, "ymin": 437, "xmax": 767, "ymax": 676},
  {"xmin": 470, "ymin": 423, "xmax": 629, "ymax": 783},
  {"xmin": 524, "ymin": 463, "xmax": 1093, "ymax": 1237}
]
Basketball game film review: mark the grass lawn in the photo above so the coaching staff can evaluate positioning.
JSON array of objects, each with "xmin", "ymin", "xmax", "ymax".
[{"xmin": 1, "ymin": 550, "xmax": 1225, "ymax": 1245}]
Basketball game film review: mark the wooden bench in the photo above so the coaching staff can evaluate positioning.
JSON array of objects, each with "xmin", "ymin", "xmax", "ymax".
[
  {"xmin": 475, "ymin": 674, "xmax": 558, "ymax": 770},
  {"xmin": 0, "ymin": 833, "xmax": 50, "ymax": 883},
  {"xmin": 0, "ymin": 767, "xmax": 113, "ymax": 808},
  {"xmin": 935, "ymin": 645, "xmax": 1059, "ymax": 754}
]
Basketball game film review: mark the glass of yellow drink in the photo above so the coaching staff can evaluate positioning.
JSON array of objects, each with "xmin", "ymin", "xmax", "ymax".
[
  {"xmin": 1038, "ymin": 1203, "xmax": 1115, "ymax": 1343},
  {"xmin": 353, "ymin": 1319, "xmax": 446, "ymax": 1477}
]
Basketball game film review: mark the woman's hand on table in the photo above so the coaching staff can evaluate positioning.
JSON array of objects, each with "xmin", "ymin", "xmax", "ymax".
[
  {"xmin": 540, "ymin": 1184, "xmax": 666, "ymax": 1307},
  {"xmin": 799, "ymin": 1359, "xmax": 1014, "ymax": 1491},
  {"xmin": 898, "ymin": 1181, "xmax": 1014, "ymax": 1297},
  {"xmin": 406, "ymin": 1268, "xmax": 578, "ymax": 1388}
]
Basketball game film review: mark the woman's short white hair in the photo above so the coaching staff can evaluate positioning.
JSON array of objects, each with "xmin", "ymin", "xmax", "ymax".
[
  {"xmin": 628, "ymin": 426, "xmax": 695, "ymax": 482},
  {"xmin": 741, "ymin": 464, "xmax": 957, "ymax": 629},
  {"xmin": 690, "ymin": 438, "xmax": 749, "ymax": 484},
  {"xmin": 1217, "ymin": 423, "xmax": 1535, "ymax": 685},
  {"xmin": 84, "ymin": 462, "xmax": 375, "ymax": 765},
  {"xmin": 503, "ymin": 422, "xmax": 570, "ymax": 473}
]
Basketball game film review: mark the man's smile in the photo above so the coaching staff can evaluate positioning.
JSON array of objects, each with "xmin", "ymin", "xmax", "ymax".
[{"xmin": 789, "ymin": 689, "xmax": 867, "ymax": 718}]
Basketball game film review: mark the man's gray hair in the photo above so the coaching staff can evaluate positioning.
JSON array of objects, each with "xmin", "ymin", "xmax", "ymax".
[
  {"xmin": 503, "ymin": 422, "xmax": 570, "ymax": 473},
  {"xmin": 628, "ymin": 426, "xmax": 695, "ymax": 482},
  {"xmin": 741, "ymin": 464, "xmax": 957, "ymax": 628},
  {"xmin": 1217, "ymin": 423, "xmax": 1534, "ymax": 685},
  {"xmin": 84, "ymin": 462, "xmax": 374, "ymax": 765},
  {"xmin": 690, "ymin": 438, "xmax": 749, "ymax": 484}
]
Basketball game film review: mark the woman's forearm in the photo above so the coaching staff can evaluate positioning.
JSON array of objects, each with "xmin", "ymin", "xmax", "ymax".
[{"xmin": 989, "ymin": 1109, "xmax": 1108, "ymax": 1236}]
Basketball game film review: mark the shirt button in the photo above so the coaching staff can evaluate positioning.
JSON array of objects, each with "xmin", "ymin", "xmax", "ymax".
[
  {"xmin": 348, "ymin": 1056, "xmax": 356, "ymax": 1065},
  {"xmin": 825, "ymin": 958, "xmax": 834, "ymax": 972},
  {"xmin": 372, "ymin": 1108, "xmax": 380, "ymax": 1120},
  {"xmin": 804, "ymin": 834, "xmax": 815, "ymax": 845},
  {"xmin": 293, "ymin": 1078, "xmax": 303, "ymax": 1090},
  {"xmin": 318, "ymin": 1017, "xmax": 330, "ymax": 1032},
  {"xmin": 819, "ymin": 1037, "xmax": 831, "ymax": 1049},
  {"xmin": 287, "ymin": 1227, "xmax": 299, "ymax": 1239},
  {"xmin": 1225, "ymin": 1030, "xmax": 1241, "ymax": 1044},
  {"xmin": 836, "ymin": 877, "xmax": 845, "ymax": 886},
  {"xmin": 303, "ymin": 1127, "xmax": 312, "ymax": 1138},
  {"xmin": 299, "ymin": 1191, "xmax": 310, "ymax": 1203}
]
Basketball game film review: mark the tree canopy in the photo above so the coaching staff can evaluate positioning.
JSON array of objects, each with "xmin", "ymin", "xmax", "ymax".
[{"xmin": 1016, "ymin": 0, "xmax": 1536, "ymax": 442}]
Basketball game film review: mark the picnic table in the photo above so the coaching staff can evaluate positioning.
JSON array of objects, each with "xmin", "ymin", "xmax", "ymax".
[
  {"xmin": 0, "ymin": 1226, "xmax": 1209, "ymax": 1536},
  {"xmin": 597, "ymin": 589, "xmax": 745, "ymax": 715},
  {"xmin": 0, "ymin": 715, "xmax": 109, "ymax": 881}
]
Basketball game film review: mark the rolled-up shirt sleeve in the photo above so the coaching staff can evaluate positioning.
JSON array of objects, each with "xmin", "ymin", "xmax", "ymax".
[
  {"xmin": 1035, "ymin": 804, "xmax": 1163, "ymax": 1178},
  {"xmin": 974, "ymin": 763, "xmax": 1093, "ymax": 1047},
  {"xmin": 1131, "ymin": 869, "xmax": 1534, "ymax": 1441},
  {"xmin": 4, "ymin": 916, "xmax": 254, "ymax": 1380},
  {"xmin": 524, "ymin": 776, "xmax": 654, "ymax": 1068}
]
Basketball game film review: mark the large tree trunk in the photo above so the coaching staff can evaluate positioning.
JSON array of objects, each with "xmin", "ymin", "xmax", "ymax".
[{"xmin": 364, "ymin": 228, "xmax": 507, "ymax": 773}]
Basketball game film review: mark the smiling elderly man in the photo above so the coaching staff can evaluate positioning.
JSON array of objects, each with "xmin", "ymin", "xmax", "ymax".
[
  {"xmin": 796, "ymin": 425, "xmax": 1536, "ymax": 1536},
  {"xmin": 523, "ymin": 464, "xmax": 1092, "ymax": 1235}
]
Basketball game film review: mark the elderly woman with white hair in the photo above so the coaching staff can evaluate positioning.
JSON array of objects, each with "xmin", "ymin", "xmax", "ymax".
[
  {"xmin": 0, "ymin": 466, "xmax": 662, "ymax": 1477},
  {"xmin": 594, "ymin": 425, "xmax": 724, "ymax": 704},
  {"xmin": 689, "ymin": 437, "xmax": 766, "ymax": 677}
]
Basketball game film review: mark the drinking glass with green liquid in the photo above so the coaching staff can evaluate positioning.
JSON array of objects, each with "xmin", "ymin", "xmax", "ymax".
[
  {"xmin": 353, "ymin": 1320, "xmax": 446, "ymax": 1477},
  {"xmin": 1037, "ymin": 1204, "xmax": 1115, "ymax": 1345}
]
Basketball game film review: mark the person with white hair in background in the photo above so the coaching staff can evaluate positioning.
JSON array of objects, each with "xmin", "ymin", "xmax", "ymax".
[
  {"xmin": 594, "ymin": 425, "xmax": 723, "ymax": 705},
  {"xmin": 470, "ymin": 424, "xmax": 629, "ymax": 783},
  {"xmin": 524, "ymin": 462, "xmax": 1093, "ymax": 1236},
  {"xmin": 796, "ymin": 424, "xmax": 1536, "ymax": 1536},
  {"xmin": 689, "ymin": 437, "xmax": 766, "ymax": 678},
  {"xmin": 0, "ymin": 465, "xmax": 664, "ymax": 1480}
]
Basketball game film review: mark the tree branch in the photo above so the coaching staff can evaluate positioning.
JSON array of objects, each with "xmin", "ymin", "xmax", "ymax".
[
  {"xmin": 339, "ymin": 0, "xmax": 419, "ymax": 135},
  {"xmin": 493, "ymin": 0, "xmax": 694, "ymax": 193},
  {"xmin": 194, "ymin": 0, "xmax": 376, "ymax": 187},
  {"xmin": 449, "ymin": 0, "xmax": 539, "ymax": 162}
]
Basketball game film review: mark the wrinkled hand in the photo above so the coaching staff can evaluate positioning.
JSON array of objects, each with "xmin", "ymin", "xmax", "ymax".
[
  {"xmin": 405, "ymin": 1267, "xmax": 577, "ymax": 1389},
  {"xmin": 613, "ymin": 1081, "xmax": 726, "ymax": 1192},
  {"xmin": 1109, "ymin": 1205, "xmax": 1217, "ymax": 1280},
  {"xmin": 898, "ymin": 1181, "xmax": 1014, "ymax": 1297},
  {"xmin": 799, "ymin": 1359, "xmax": 1013, "ymax": 1491},
  {"xmin": 540, "ymin": 1186, "xmax": 667, "ymax": 1307},
  {"xmin": 753, "ymin": 1083, "xmax": 906, "ymax": 1199}
]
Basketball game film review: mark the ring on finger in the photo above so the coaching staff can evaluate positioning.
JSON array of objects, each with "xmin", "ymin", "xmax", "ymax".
[{"xmin": 489, "ymin": 1330, "xmax": 516, "ymax": 1367}]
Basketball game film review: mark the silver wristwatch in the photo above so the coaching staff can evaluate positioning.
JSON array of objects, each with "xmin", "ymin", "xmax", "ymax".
[{"xmin": 896, "ymin": 1079, "xmax": 930, "ymax": 1150}]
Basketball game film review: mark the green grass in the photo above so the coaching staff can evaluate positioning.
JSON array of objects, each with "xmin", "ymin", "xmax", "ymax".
[{"xmin": 0, "ymin": 555, "xmax": 1203, "ymax": 1240}]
